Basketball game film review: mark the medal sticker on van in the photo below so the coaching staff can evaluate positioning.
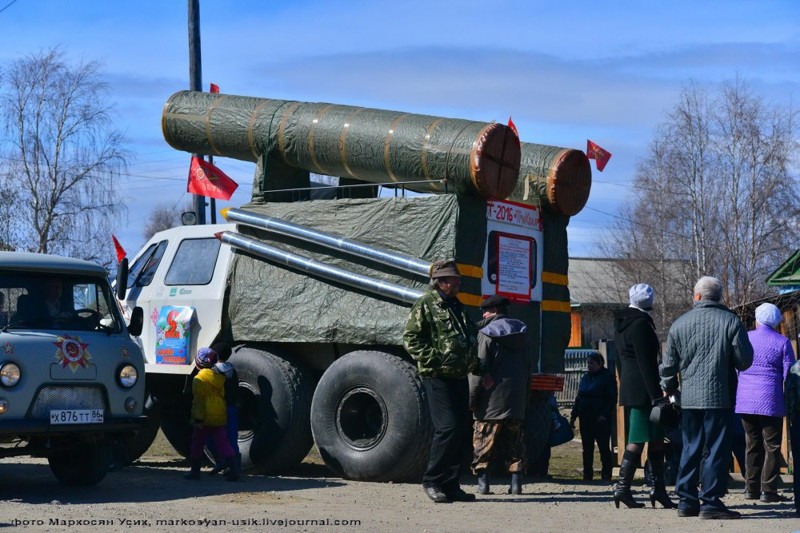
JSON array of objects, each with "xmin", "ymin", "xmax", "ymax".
[{"xmin": 53, "ymin": 335, "xmax": 91, "ymax": 372}]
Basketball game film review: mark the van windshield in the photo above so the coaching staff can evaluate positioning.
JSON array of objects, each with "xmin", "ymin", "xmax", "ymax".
[{"xmin": 0, "ymin": 272, "xmax": 122, "ymax": 333}]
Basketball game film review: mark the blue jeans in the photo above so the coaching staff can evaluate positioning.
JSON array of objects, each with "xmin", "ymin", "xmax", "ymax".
[{"xmin": 675, "ymin": 408, "xmax": 731, "ymax": 511}]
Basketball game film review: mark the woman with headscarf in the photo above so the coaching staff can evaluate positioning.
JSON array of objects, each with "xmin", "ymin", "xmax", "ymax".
[
  {"xmin": 735, "ymin": 303, "xmax": 795, "ymax": 503},
  {"xmin": 612, "ymin": 283, "xmax": 674, "ymax": 509}
]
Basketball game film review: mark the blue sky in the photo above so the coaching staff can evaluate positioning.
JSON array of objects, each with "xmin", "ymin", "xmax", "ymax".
[{"xmin": 2, "ymin": 0, "xmax": 798, "ymax": 257}]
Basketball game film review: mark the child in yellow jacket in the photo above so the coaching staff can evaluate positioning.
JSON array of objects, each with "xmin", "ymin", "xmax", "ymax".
[{"xmin": 185, "ymin": 347, "xmax": 237, "ymax": 480}]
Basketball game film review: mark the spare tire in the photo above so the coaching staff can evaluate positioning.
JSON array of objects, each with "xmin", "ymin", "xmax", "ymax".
[
  {"xmin": 234, "ymin": 345, "xmax": 314, "ymax": 473},
  {"xmin": 311, "ymin": 350, "xmax": 432, "ymax": 482}
]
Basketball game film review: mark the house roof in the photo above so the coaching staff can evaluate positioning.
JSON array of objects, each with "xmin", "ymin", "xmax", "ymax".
[
  {"xmin": 568, "ymin": 257, "xmax": 689, "ymax": 306},
  {"xmin": 568, "ymin": 258, "xmax": 630, "ymax": 305},
  {"xmin": 767, "ymin": 249, "xmax": 800, "ymax": 287}
]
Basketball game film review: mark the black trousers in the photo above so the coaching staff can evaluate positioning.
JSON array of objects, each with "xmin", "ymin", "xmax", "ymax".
[
  {"xmin": 579, "ymin": 415, "xmax": 612, "ymax": 478},
  {"xmin": 741, "ymin": 413, "xmax": 783, "ymax": 495},
  {"xmin": 422, "ymin": 376, "xmax": 470, "ymax": 490}
]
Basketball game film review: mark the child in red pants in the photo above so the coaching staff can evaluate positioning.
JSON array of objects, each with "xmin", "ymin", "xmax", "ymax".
[{"xmin": 185, "ymin": 347, "xmax": 238, "ymax": 480}]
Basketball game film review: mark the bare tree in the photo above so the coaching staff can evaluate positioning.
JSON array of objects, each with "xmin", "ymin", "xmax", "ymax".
[
  {"xmin": 144, "ymin": 205, "xmax": 181, "ymax": 240},
  {"xmin": 604, "ymin": 79, "xmax": 800, "ymax": 312},
  {"xmin": 0, "ymin": 48, "xmax": 129, "ymax": 264}
]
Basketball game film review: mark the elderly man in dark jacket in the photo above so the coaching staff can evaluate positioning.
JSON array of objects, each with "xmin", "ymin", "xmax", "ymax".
[
  {"xmin": 469, "ymin": 295, "xmax": 530, "ymax": 496},
  {"xmin": 660, "ymin": 276, "xmax": 753, "ymax": 520}
]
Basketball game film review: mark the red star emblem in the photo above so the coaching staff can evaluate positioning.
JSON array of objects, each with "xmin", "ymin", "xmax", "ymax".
[
  {"xmin": 53, "ymin": 335, "xmax": 91, "ymax": 373},
  {"xmin": 3, "ymin": 342, "xmax": 14, "ymax": 355}
]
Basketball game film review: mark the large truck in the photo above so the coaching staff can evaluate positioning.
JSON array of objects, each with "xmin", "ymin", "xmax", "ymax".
[
  {"xmin": 118, "ymin": 91, "xmax": 591, "ymax": 481},
  {"xmin": 0, "ymin": 252, "xmax": 147, "ymax": 485}
]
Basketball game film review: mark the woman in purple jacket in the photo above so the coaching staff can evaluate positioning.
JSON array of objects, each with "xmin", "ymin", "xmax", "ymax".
[{"xmin": 735, "ymin": 303, "xmax": 795, "ymax": 503}]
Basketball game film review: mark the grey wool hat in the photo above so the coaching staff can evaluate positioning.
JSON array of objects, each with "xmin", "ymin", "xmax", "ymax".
[
  {"xmin": 430, "ymin": 259, "xmax": 460, "ymax": 279},
  {"xmin": 629, "ymin": 283, "xmax": 655, "ymax": 311}
]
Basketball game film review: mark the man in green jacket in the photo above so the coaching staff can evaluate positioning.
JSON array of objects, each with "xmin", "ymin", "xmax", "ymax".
[{"xmin": 403, "ymin": 259, "xmax": 478, "ymax": 503}]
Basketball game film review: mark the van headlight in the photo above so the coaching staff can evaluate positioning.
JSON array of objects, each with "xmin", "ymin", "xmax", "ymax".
[
  {"xmin": 117, "ymin": 364, "xmax": 138, "ymax": 388},
  {"xmin": 0, "ymin": 363, "xmax": 20, "ymax": 387}
]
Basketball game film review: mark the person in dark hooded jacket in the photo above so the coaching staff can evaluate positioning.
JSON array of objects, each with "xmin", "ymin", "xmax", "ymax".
[
  {"xmin": 570, "ymin": 352, "xmax": 616, "ymax": 481},
  {"xmin": 612, "ymin": 284, "xmax": 674, "ymax": 510},
  {"xmin": 469, "ymin": 295, "xmax": 530, "ymax": 496}
]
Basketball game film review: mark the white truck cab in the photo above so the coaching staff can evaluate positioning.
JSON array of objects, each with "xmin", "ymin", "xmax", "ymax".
[
  {"xmin": 0, "ymin": 252, "xmax": 146, "ymax": 485},
  {"xmin": 123, "ymin": 223, "xmax": 233, "ymax": 376}
]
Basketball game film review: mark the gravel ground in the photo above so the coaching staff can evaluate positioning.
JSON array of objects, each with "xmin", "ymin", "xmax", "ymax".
[{"xmin": 0, "ymin": 442, "xmax": 797, "ymax": 532}]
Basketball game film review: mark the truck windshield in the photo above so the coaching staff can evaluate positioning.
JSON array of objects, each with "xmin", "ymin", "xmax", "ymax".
[{"xmin": 1, "ymin": 272, "xmax": 122, "ymax": 333}]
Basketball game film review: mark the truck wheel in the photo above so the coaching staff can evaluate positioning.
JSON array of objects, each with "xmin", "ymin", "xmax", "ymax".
[
  {"xmin": 112, "ymin": 394, "xmax": 161, "ymax": 466},
  {"xmin": 525, "ymin": 393, "xmax": 553, "ymax": 473},
  {"xmin": 159, "ymin": 398, "xmax": 193, "ymax": 458},
  {"xmin": 48, "ymin": 440, "xmax": 113, "ymax": 486},
  {"xmin": 234, "ymin": 346, "xmax": 314, "ymax": 473},
  {"xmin": 310, "ymin": 350, "xmax": 432, "ymax": 482}
]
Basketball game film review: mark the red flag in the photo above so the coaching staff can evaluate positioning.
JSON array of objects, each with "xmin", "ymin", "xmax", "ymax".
[
  {"xmin": 209, "ymin": 83, "xmax": 220, "ymax": 94},
  {"xmin": 586, "ymin": 140, "xmax": 612, "ymax": 172},
  {"xmin": 111, "ymin": 234, "xmax": 126, "ymax": 262},
  {"xmin": 507, "ymin": 116, "xmax": 520, "ymax": 146},
  {"xmin": 187, "ymin": 156, "xmax": 239, "ymax": 201}
]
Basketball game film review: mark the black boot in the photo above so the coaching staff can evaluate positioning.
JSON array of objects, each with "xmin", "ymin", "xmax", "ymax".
[
  {"xmin": 509, "ymin": 473, "xmax": 523, "ymax": 495},
  {"xmin": 184, "ymin": 459, "xmax": 202, "ymax": 480},
  {"xmin": 477, "ymin": 470, "xmax": 490, "ymax": 495},
  {"xmin": 647, "ymin": 450, "xmax": 675, "ymax": 509},
  {"xmin": 613, "ymin": 450, "xmax": 644, "ymax": 509},
  {"xmin": 226, "ymin": 453, "xmax": 241, "ymax": 481}
]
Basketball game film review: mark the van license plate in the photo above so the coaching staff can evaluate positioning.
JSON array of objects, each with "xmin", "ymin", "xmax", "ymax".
[{"xmin": 50, "ymin": 409, "xmax": 104, "ymax": 424}]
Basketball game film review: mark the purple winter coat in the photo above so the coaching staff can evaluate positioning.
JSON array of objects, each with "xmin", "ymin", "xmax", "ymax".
[{"xmin": 735, "ymin": 324, "xmax": 795, "ymax": 417}]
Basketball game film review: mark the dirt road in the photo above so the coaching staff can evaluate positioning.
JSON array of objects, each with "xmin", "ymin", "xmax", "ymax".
[{"xmin": 0, "ymin": 448, "xmax": 797, "ymax": 532}]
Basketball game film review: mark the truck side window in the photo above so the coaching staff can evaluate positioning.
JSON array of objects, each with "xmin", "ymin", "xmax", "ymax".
[
  {"xmin": 164, "ymin": 238, "xmax": 221, "ymax": 286},
  {"xmin": 129, "ymin": 241, "xmax": 168, "ymax": 288}
]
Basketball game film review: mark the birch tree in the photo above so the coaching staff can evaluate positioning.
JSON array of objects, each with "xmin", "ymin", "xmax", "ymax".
[
  {"xmin": 604, "ymin": 79, "xmax": 799, "ymax": 312},
  {"xmin": 0, "ymin": 48, "xmax": 129, "ymax": 264}
]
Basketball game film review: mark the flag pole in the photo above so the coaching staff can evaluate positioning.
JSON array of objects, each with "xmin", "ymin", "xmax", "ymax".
[{"xmin": 188, "ymin": 0, "xmax": 206, "ymax": 225}]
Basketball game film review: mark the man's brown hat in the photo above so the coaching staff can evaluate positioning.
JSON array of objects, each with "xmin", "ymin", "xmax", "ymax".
[{"xmin": 430, "ymin": 259, "xmax": 460, "ymax": 279}]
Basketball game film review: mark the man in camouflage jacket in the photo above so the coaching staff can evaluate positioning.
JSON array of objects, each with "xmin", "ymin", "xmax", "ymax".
[{"xmin": 403, "ymin": 259, "xmax": 478, "ymax": 503}]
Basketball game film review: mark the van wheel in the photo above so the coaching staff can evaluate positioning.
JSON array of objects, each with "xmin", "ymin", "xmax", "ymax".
[
  {"xmin": 113, "ymin": 394, "xmax": 161, "ymax": 466},
  {"xmin": 48, "ymin": 440, "xmax": 113, "ymax": 486},
  {"xmin": 311, "ymin": 351, "xmax": 432, "ymax": 482},
  {"xmin": 234, "ymin": 346, "xmax": 314, "ymax": 473}
]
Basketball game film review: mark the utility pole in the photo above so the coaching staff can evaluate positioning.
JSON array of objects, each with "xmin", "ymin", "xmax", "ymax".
[{"xmin": 188, "ymin": 0, "xmax": 206, "ymax": 224}]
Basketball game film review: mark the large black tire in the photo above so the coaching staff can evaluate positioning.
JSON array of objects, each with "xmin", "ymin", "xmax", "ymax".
[
  {"xmin": 525, "ymin": 393, "xmax": 554, "ymax": 473},
  {"xmin": 112, "ymin": 394, "xmax": 161, "ymax": 466},
  {"xmin": 48, "ymin": 440, "xmax": 113, "ymax": 486},
  {"xmin": 234, "ymin": 345, "xmax": 314, "ymax": 474},
  {"xmin": 159, "ymin": 395, "xmax": 193, "ymax": 458},
  {"xmin": 310, "ymin": 350, "xmax": 432, "ymax": 482}
]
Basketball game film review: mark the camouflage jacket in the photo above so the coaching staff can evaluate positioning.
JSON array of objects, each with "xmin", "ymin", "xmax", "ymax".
[{"xmin": 403, "ymin": 290, "xmax": 478, "ymax": 378}]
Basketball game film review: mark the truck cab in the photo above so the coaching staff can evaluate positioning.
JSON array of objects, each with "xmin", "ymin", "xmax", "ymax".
[{"xmin": 0, "ymin": 252, "xmax": 146, "ymax": 485}]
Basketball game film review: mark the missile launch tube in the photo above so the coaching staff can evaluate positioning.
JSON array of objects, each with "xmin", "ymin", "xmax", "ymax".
[
  {"xmin": 219, "ymin": 231, "xmax": 424, "ymax": 305},
  {"xmin": 224, "ymin": 208, "xmax": 431, "ymax": 278},
  {"xmin": 162, "ymin": 90, "xmax": 520, "ymax": 199}
]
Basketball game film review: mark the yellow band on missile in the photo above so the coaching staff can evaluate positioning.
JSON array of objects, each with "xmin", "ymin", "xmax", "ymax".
[
  {"xmin": 541, "ymin": 300, "xmax": 571, "ymax": 313},
  {"xmin": 541, "ymin": 271, "xmax": 569, "ymax": 285},
  {"xmin": 456, "ymin": 264, "xmax": 483, "ymax": 279}
]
